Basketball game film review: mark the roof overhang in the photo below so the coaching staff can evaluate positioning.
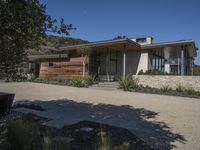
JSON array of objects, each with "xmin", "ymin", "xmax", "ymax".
[
  {"xmin": 28, "ymin": 54, "xmax": 68, "ymax": 62},
  {"xmin": 141, "ymin": 40, "xmax": 197, "ymax": 57}
]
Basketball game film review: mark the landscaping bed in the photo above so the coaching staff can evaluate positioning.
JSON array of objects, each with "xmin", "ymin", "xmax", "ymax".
[
  {"xmin": 132, "ymin": 85, "xmax": 200, "ymax": 99},
  {"xmin": 0, "ymin": 112, "xmax": 153, "ymax": 150},
  {"xmin": 118, "ymin": 75, "xmax": 200, "ymax": 99}
]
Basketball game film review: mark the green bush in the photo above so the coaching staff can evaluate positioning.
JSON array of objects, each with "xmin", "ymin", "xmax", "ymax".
[
  {"xmin": 84, "ymin": 74, "xmax": 97, "ymax": 85},
  {"xmin": 176, "ymin": 83, "xmax": 184, "ymax": 92},
  {"xmin": 70, "ymin": 78, "xmax": 86, "ymax": 87},
  {"xmin": 160, "ymin": 85, "xmax": 172, "ymax": 93},
  {"xmin": 138, "ymin": 69, "xmax": 174, "ymax": 75},
  {"xmin": 118, "ymin": 75, "xmax": 139, "ymax": 91}
]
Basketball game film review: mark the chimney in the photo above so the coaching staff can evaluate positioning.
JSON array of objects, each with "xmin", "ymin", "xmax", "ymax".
[
  {"xmin": 146, "ymin": 36, "xmax": 153, "ymax": 44},
  {"xmin": 130, "ymin": 36, "xmax": 153, "ymax": 45}
]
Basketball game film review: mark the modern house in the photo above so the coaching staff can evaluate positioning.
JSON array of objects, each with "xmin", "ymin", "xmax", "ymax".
[{"xmin": 28, "ymin": 36, "xmax": 197, "ymax": 81}]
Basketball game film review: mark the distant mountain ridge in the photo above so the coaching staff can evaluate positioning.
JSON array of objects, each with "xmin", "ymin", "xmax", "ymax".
[
  {"xmin": 42, "ymin": 35, "xmax": 89, "ymax": 47},
  {"xmin": 27, "ymin": 35, "xmax": 89, "ymax": 55}
]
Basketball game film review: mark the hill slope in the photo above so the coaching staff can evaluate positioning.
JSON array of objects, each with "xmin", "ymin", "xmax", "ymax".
[{"xmin": 27, "ymin": 35, "xmax": 89, "ymax": 55}]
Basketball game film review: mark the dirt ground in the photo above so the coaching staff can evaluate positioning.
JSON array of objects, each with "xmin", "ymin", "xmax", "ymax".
[{"xmin": 0, "ymin": 82, "xmax": 200, "ymax": 150}]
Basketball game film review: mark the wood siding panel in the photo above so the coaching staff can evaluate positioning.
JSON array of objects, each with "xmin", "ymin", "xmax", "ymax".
[{"xmin": 39, "ymin": 56, "xmax": 85, "ymax": 80}]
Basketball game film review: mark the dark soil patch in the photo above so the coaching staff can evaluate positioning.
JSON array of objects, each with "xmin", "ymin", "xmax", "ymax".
[
  {"xmin": 62, "ymin": 120, "xmax": 153, "ymax": 150},
  {"xmin": 1, "ymin": 113, "xmax": 153, "ymax": 150}
]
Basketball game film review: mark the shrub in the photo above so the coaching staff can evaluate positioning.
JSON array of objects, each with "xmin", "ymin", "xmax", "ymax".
[
  {"xmin": 138, "ymin": 69, "xmax": 174, "ymax": 75},
  {"xmin": 118, "ymin": 75, "xmax": 139, "ymax": 91},
  {"xmin": 185, "ymin": 87, "xmax": 197, "ymax": 95},
  {"xmin": 138, "ymin": 69, "xmax": 144, "ymax": 75},
  {"xmin": 160, "ymin": 85, "xmax": 172, "ymax": 93},
  {"xmin": 98, "ymin": 131, "xmax": 112, "ymax": 150},
  {"xmin": 4, "ymin": 119, "xmax": 70, "ymax": 150},
  {"xmin": 176, "ymin": 83, "xmax": 184, "ymax": 92},
  {"xmin": 70, "ymin": 78, "xmax": 86, "ymax": 87},
  {"xmin": 26, "ymin": 73, "xmax": 35, "ymax": 81},
  {"xmin": 84, "ymin": 74, "xmax": 97, "ymax": 85}
]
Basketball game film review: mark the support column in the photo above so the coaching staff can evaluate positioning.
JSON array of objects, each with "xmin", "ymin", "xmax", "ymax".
[
  {"xmin": 181, "ymin": 47, "xmax": 185, "ymax": 76},
  {"xmin": 177, "ymin": 50, "xmax": 180, "ymax": 75},
  {"xmin": 123, "ymin": 45, "xmax": 126, "ymax": 77},
  {"xmin": 191, "ymin": 57, "xmax": 194, "ymax": 76},
  {"xmin": 106, "ymin": 49, "xmax": 109, "ymax": 80}
]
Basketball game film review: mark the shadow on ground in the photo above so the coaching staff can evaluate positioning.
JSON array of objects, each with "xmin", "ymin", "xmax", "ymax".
[{"xmin": 13, "ymin": 99, "xmax": 186, "ymax": 150}]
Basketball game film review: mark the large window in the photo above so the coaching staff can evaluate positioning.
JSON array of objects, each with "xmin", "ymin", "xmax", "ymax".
[{"xmin": 152, "ymin": 53, "xmax": 165, "ymax": 72}]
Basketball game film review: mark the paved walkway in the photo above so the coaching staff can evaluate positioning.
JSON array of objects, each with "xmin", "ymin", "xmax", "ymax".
[{"xmin": 0, "ymin": 82, "xmax": 200, "ymax": 150}]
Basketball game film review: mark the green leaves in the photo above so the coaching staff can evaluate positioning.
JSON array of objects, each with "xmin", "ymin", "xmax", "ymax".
[
  {"xmin": 118, "ymin": 75, "xmax": 139, "ymax": 91},
  {"xmin": 0, "ymin": 0, "xmax": 75, "ymax": 81}
]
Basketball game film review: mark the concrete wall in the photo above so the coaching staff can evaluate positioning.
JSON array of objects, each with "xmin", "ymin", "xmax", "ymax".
[{"xmin": 133, "ymin": 75, "xmax": 200, "ymax": 91}]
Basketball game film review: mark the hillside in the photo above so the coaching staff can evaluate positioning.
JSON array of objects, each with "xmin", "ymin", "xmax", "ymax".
[
  {"xmin": 27, "ymin": 35, "xmax": 89, "ymax": 55},
  {"xmin": 41, "ymin": 35, "xmax": 89, "ymax": 47}
]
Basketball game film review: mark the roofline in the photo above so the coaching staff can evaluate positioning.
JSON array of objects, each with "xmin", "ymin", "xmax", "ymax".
[
  {"xmin": 27, "ymin": 54, "xmax": 68, "ymax": 61},
  {"xmin": 142, "ymin": 40, "xmax": 197, "ymax": 56},
  {"xmin": 40, "ymin": 46, "xmax": 58, "ymax": 50},
  {"xmin": 141, "ymin": 40, "xmax": 196, "ymax": 49},
  {"xmin": 36, "ymin": 38, "xmax": 197, "ymax": 57},
  {"xmin": 59, "ymin": 38, "xmax": 141, "ymax": 50}
]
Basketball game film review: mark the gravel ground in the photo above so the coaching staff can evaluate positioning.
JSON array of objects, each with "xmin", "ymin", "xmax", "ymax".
[{"xmin": 0, "ymin": 82, "xmax": 200, "ymax": 150}]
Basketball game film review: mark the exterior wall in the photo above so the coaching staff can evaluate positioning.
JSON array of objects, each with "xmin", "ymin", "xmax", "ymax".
[
  {"xmin": 164, "ymin": 64, "xmax": 170, "ymax": 73},
  {"xmin": 136, "ymin": 50, "xmax": 149, "ymax": 74},
  {"xmin": 133, "ymin": 75, "xmax": 200, "ymax": 91},
  {"xmin": 126, "ymin": 51, "xmax": 141, "ymax": 75},
  {"xmin": 39, "ymin": 57, "xmax": 85, "ymax": 80}
]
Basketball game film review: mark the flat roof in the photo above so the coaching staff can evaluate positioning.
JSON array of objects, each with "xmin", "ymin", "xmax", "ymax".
[
  {"xmin": 59, "ymin": 38, "xmax": 141, "ymax": 50},
  {"xmin": 141, "ymin": 39, "xmax": 197, "ymax": 49}
]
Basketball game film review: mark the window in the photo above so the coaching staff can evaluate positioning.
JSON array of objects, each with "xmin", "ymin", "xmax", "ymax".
[
  {"xmin": 48, "ymin": 62, "xmax": 54, "ymax": 67},
  {"xmin": 136, "ymin": 38, "xmax": 146, "ymax": 43},
  {"xmin": 152, "ymin": 54, "xmax": 165, "ymax": 71}
]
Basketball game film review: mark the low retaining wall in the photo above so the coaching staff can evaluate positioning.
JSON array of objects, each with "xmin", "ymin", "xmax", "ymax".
[{"xmin": 133, "ymin": 75, "xmax": 200, "ymax": 91}]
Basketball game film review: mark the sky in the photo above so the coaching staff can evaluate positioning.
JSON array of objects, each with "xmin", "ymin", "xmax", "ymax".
[{"xmin": 41, "ymin": 0, "xmax": 200, "ymax": 64}]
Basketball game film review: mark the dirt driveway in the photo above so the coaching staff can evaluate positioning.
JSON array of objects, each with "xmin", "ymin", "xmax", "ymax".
[{"xmin": 0, "ymin": 82, "xmax": 200, "ymax": 150}]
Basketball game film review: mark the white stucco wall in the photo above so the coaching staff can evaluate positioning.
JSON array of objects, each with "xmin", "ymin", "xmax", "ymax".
[
  {"xmin": 136, "ymin": 50, "xmax": 149, "ymax": 74},
  {"xmin": 164, "ymin": 64, "xmax": 170, "ymax": 73}
]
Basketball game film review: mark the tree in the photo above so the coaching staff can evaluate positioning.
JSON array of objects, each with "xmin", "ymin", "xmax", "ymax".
[
  {"xmin": 0, "ymin": 0, "xmax": 75, "ymax": 81},
  {"xmin": 113, "ymin": 35, "xmax": 127, "ymax": 40}
]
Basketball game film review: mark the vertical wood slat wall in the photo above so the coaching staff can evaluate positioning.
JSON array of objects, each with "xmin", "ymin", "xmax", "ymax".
[{"xmin": 39, "ymin": 57, "xmax": 86, "ymax": 80}]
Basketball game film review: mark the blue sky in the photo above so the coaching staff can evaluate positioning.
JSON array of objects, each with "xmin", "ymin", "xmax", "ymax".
[{"xmin": 42, "ymin": 0, "xmax": 200, "ymax": 64}]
